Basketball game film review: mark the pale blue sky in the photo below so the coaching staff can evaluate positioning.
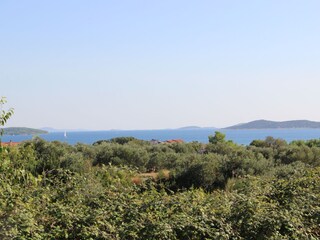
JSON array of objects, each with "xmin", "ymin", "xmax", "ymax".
[{"xmin": 1, "ymin": 1, "xmax": 320, "ymax": 130}]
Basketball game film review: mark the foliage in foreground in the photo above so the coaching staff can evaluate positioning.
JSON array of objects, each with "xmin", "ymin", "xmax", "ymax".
[{"xmin": 0, "ymin": 133, "xmax": 319, "ymax": 239}]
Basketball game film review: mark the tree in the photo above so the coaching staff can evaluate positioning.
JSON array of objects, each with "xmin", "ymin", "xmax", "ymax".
[
  {"xmin": 208, "ymin": 131, "xmax": 226, "ymax": 144},
  {"xmin": 0, "ymin": 97, "xmax": 14, "ymax": 160},
  {"xmin": 0, "ymin": 97, "xmax": 14, "ymax": 133}
]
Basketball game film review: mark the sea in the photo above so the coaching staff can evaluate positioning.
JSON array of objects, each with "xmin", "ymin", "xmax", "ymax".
[{"xmin": 2, "ymin": 128, "xmax": 320, "ymax": 145}]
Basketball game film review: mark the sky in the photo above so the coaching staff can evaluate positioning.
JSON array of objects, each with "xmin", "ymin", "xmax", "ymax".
[{"xmin": 1, "ymin": 1, "xmax": 320, "ymax": 130}]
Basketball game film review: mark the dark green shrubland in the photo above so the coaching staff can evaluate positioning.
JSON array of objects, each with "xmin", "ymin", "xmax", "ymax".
[{"xmin": 0, "ymin": 131, "xmax": 319, "ymax": 239}]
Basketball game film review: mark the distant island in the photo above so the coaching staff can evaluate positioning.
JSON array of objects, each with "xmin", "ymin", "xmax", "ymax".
[
  {"xmin": 225, "ymin": 120, "xmax": 320, "ymax": 129},
  {"xmin": 178, "ymin": 126, "xmax": 216, "ymax": 130},
  {"xmin": 178, "ymin": 126, "xmax": 202, "ymax": 130},
  {"xmin": 1, "ymin": 127, "xmax": 48, "ymax": 135}
]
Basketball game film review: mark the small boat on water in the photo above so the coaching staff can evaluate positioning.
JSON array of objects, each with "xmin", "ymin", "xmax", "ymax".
[{"xmin": 64, "ymin": 131, "xmax": 67, "ymax": 138}]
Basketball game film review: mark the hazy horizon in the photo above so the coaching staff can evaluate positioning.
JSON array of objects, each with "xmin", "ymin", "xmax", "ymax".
[
  {"xmin": 4, "ymin": 119, "xmax": 320, "ymax": 132},
  {"xmin": 2, "ymin": 1, "xmax": 320, "ymax": 130}
]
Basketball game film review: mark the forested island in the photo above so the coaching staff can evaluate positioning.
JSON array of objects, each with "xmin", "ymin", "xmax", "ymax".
[
  {"xmin": 1, "ymin": 127, "xmax": 48, "ymax": 135},
  {"xmin": 0, "ymin": 132, "xmax": 319, "ymax": 239},
  {"xmin": 226, "ymin": 119, "xmax": 320, "ymax": 129}
]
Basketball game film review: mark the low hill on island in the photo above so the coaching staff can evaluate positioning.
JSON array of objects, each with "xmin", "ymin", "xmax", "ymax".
[
  {"xmin": 178, "ymin": 126, "xmax": 216, "ymax": 130},
  {"xmin": 1, "ymin": 127, "xmax": 48, "ymax": 135},
  {"xmin": 225, "ymin": 120, "xmax": 320, "ymax": 129},
  {"xmin": 178, "ymin": 126, "xmax": 202, "ymax": 130}
]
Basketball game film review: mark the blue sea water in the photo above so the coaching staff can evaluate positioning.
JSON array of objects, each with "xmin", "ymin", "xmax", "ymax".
[{"xmin": 2, "ymin": 128, "xmax": 320, "ymax": 145}]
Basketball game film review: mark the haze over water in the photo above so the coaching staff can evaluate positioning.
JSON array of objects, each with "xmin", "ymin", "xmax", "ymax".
[{"xmin": 3, "ymin": 129, "xmax": 320, "ymax": 145}]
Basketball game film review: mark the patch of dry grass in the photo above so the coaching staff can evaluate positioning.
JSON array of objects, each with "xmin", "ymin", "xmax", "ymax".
[{"xmin": 132, "ymin": 169, "xmax": 170, "ymax": 184}]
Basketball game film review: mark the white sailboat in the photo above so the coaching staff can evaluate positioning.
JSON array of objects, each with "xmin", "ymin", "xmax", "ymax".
[{"xmin": 64, "ymin": 131, "xmax": 67, "ymax": 138}]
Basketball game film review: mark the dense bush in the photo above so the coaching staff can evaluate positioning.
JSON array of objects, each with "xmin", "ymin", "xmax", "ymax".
[{"xmin": 0, "ymin": 134, "xmax": 320, "ymax": 239}]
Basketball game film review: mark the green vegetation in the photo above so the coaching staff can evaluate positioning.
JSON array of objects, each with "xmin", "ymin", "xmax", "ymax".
[
  {"xmin": 226, "ymin": 119, "xmax": 320, "ymax": 129},
  {"xmin": 0, "ymin": 97, "xmax": 14, "ymax": 136},
  {"xmin": 2, "ymin": 127, "xmax": 48, "ymax": 135},
  {"xmin": 1, "ymin": 100, "xmax": 320, "ymax": 239},
  {"xmin": 0, "ymin": 133, "xmax": 319, "ymax": 239}
]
